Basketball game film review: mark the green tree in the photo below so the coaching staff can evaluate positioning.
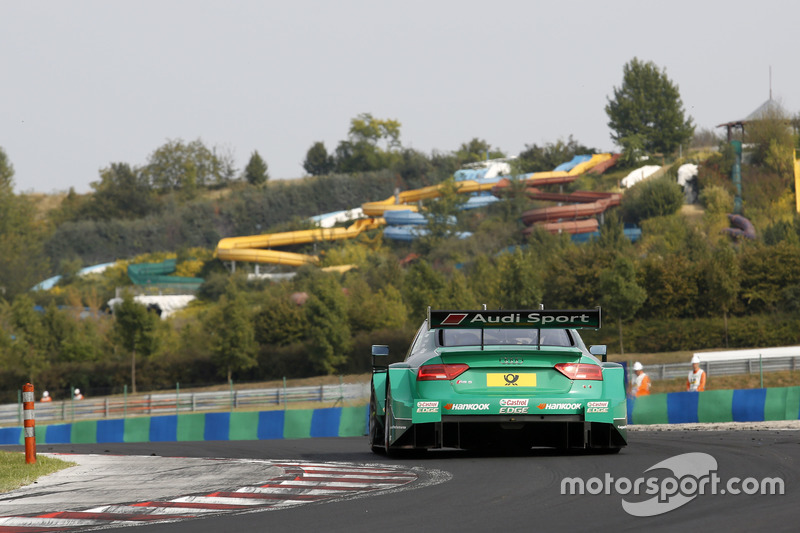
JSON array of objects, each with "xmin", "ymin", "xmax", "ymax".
[
  {"xmin": 454, "ymin": 138, "xmax": 505, "ymax": 166},
  {"xmin": 403, "ymin": 260, "xmax": 447, "ymax": 321},
  {"xmin": 304, "ymin": 274, "xmax": 352, "ymax": 374},
  {"xmin": 334, "ymin": 140, "xmax": 384, "ymax": 173},
  {"xmin": 113, "ymin": 293, "xmax": 161, "ymax": 394},
  {"xmin": 606, "ymin": 58, "xmax": 694, "ymax": 155},
  {"xmin": 702, "ymin": 246, "xmax": 741, "ymax": 346},
  {"xmin": 349, "ymin": 113, "xmax": 402, "ymax": 150},
  {"xmin": 0, "ymin": 147, "xmax": 13, "ymax": 193},
  {"xmin": 303, "ymin": 142, "xmax": 335, "ymax": 176},
  {"xmin": 332, "ymin": 114, "xmax": 403, "ymax": 173},
  {"xmin": 253, "ymin": 291, "xmax": 306, "ymax": 346},
  {"xmin": 516, "ymin": 136, "xmax": 596, "ymax": 173},
  {"xmin": 637, "ymin": 254, "xmax": 698, "ymax": 319},
  {"xmin": 598, "ymin": 255, "xmax": 647, "ymax": 355},
  {"xmin": 243, "ymin": 151, "xmax": 269, "ymax": 186},
  {"xmin": 622, "ymin": 175, "xmax": 684, "ymax": 223},
  {"xmin": 345, "ymin": 277, "xmax": 407, "ymax": 333},
  {"xmin": 415, "ymin": 177, "xmax": 467, "ymax": 253},
  {"xmin": 207, "ymin": 289, "xmax": 257, "ymax": 382},
  {"xmin": 745, "ymin": 105, "xmax": 797, "ymax": 180},
  {"xmin": 739, "ymin": 241, "xmax": 800, "ymax": 313},
  {"xmin": 84, "ymin": 162, "xmax": 156, "ymax": 220},
  {"xmin": 8, "ymin": 295, "xmax": 49, "ymax": 380},
  {"xmin": 496, "ymin": 247, "xmax": 542, "ymax": 309},
  {"xmin": 143, "ymin": 139, "xmax": 236, "ymax": 192},
  {"xmin": 0, "ymin": 149, "xmax": 50, "ymax": 300}
]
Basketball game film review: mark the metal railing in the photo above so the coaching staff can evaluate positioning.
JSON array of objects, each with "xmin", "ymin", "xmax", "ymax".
[
  {"xmin": 1, "ymin": 382, "xmax": 370, "ymax": 427},
  {"xmin": 642, "ymin": 355, "xmax": 800, "ymax": 381}
]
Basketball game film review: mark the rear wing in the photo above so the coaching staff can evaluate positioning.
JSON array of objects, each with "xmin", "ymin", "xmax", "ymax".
[{"xmin": 427, "ymin": 308, "xmax": 601, "ymax": 330}]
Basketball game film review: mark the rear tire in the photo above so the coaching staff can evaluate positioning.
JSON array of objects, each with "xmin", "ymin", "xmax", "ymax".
[
  {"xmin": 383, "ymin": 383, "xmax": 394, "ymax": 456},
  {"xmin": 368, "ymin": 386, "xmax": 385, "ymax": 454}
]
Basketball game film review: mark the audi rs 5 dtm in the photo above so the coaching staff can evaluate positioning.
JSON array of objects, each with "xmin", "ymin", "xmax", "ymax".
[{"xmin": 369, "ymin": 307, "xmax": 627, "ymax": 454}]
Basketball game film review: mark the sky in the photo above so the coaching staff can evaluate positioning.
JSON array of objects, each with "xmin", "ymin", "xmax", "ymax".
[{"xmin": 2, "ymin": 0, "xmax": 799, "ymax": 194}]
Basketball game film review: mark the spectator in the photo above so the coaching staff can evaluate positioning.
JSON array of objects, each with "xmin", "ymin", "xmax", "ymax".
[
  {"xmin": 40, "ymin": 391, "xmax": 52, "ymax": 402},
  {"xmin": 630, "ymin": 362, "xmax": 651, "ymax": 397},
  {"xmin": 687, "ymin": 355, "xmax": 706, "ymax": 392},
  {"xmin": 73, "ymin": 388, "xmax": 84, "ymax": 400}
]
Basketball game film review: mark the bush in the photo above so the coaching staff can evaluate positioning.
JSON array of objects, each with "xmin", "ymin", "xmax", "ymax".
[
  {"xmin": 622, "ymin": 175, "xmax": 684, "ymax": 223},
  {"xmin": 699, "ymin": 185, "xmax": 733, "ymax": 215}
]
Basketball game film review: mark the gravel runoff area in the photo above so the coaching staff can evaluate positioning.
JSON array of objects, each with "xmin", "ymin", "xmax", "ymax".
[{"xmin": 629, "ymin": 420, "xmax": 800, "ymax": 431}]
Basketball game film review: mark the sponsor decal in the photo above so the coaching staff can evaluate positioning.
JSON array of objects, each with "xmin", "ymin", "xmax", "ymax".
[
  {"xmin": 416, "ymin": 401, "xmax": 439, "ymax": 413},
  {"xmin": 467, "ymin": 312, "xmax": 596, "ymax": 326},
  {"xmin": 443, "ymin": 403, "xmax": 490, "ymax": 411},
  {"xmin": 500, "ymin": 406, "xmax": 529, "ymax": 414},
  {"xmin": 499, "ymin": 399, "xmax": 529, "ymax": 407},
  {"xmin": 499, "ymin": 398, "xmax": 530, "ymax": 414},
  {"xmin": 455, "ymin": 379, "xmax": 473, "ymax": 384},
  {"xmin": 537, "ymin": 402, "xmax": 582, "ymax": 410},
  {"xmin": 430, "ymin": 310, "xmax": 601, "ymax": 329},
  {"xmin": 440, "ymin": 313, "xmax": 469, "ymax": 325},
  {"xmin": 487, "ymin": 373, "xmax": 536, "ymax": 387},
  {"xmin": 587, "ymin": 401, "xmax": 609, "ymax": 408},
  {"xmin": 587, "ymin": 407, "xmax": 608, "ymax": 413}
]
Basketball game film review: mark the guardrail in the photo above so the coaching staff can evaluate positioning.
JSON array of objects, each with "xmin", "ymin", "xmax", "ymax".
[
  {"xmin": 1, "ymin": 382, "xmax": 370, "ymax": 427},
  {"xmin": 642, "ymin": 355, "xmax": 800, "ymax": 381}
]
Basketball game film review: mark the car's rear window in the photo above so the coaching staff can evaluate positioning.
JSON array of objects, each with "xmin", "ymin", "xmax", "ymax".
[{"xmin": 440, "ymin": 328, "xmax": 573, "ymax": 347}]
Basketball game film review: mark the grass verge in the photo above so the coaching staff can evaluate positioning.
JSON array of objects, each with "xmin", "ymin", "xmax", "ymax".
[{"xmin": 0, "ymin": 451, "xmax": 75, "ymax": 493}]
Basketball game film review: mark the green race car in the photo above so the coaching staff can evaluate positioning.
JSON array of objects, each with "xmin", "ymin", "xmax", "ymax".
[{"xmin": 369, "ymin": 307, "xmax": 627, "ymax": 454}]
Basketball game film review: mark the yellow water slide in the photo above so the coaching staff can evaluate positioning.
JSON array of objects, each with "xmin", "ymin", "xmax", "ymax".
[
  {"xmin": 215, "ymin": 153, "xmax": 613, "ymax": 266},
  {"xmin": 795, "ymin": 149, "xmax": 800, "ymax": 213},
  {"xmin": 216, "ymin": 217, "xmax": 385, "ymax": 265},
  {"xmin": 522, "ymin": 153, "xmax": 613, "ymax": 184}
]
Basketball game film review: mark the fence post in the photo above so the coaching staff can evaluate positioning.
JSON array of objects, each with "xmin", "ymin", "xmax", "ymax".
[
  {"xmin": 229, "ymin": 378, "xmax": 234, "ymax": 411},
  {"xmin": 760, "ymin": 353, "xmax": 763, "ymax": 388},
  {"xmin": 176, "ymin": 382, "xmax": 180, "ymax": 416},
  {"xmin": 22, "ymin": 383, "xmax": 36, "ymax": 464},
  {"xmin": 104, "ymin": 398, "xmax": 109, "ymax": 418},
  {"xmin": 17, "ymin": 389, "xmax": 22, "ymax": 425},
  {"xmin": 123, "ymin": 385, "xmax": 128, "ymax": 419},
  {"xmin": 283, "ymin": 377, "xmax": 287, "ymax": 410}
]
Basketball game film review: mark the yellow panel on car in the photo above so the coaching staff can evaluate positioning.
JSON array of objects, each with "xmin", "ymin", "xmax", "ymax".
[{"xmin": 486, "ymin": 373, "xmax": 537, "ymax": 387}]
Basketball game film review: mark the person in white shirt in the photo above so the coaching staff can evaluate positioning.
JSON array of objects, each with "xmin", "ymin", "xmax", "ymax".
[{"xmin": 687, "ymin": 355, "xmax": 706, "ymax": 392}]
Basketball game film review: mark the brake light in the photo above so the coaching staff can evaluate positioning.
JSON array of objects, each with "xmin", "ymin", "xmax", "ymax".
[
  {"xmin": 417, "ymin": 364, "xmax": 470, "ymax": 381},
  {"xmin": 555, "ymin": 363, "xmax": 603, "ymax": 380}
]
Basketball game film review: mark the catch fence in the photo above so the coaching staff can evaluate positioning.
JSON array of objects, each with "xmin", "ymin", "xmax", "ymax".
[{"xmin": 1, "ymin": 382, "xmax": 370, "ymax": 426}]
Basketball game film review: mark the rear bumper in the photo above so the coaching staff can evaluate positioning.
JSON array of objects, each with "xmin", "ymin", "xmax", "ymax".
[{"xmin": 391, "ymin": 418, "xmax": 626, "ymax": 451}]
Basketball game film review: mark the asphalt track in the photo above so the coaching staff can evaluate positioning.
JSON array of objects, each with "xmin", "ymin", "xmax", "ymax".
[{"xmin": 3, "ymin": 429, "xmax": 799, "ymax": 533}]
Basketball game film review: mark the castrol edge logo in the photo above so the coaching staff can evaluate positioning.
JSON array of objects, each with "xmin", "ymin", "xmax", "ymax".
[
  {"xmin": 499, "ymin": 398, "xmax": 529, "ymax": 413},
  {"xmin": 416, "ymin": 401, "xmax": 439, "ymax": 413}
]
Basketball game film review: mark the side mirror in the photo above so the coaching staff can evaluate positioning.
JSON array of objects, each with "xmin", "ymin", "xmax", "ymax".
[
  {"xmin": 589, "ymin": 345, "xmax": 607, "ymax": 363},
  {"xmin": 372, "ymin": 345, "xmax": 389, "ymax": 371}
]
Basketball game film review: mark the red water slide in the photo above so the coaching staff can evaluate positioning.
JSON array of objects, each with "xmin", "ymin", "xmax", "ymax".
[{"xmin": 520, "ymin": 193, "xmax": 621, "ymax": 227}]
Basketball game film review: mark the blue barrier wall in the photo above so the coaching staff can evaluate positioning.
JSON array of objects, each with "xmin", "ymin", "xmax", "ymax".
[
  {"xmin": 630, "ymin": 386, "xmax": 800, "ymax": 425},
  {"xmin": 0, "ymin": 406, "xmax": 368, "ymax": 446}
]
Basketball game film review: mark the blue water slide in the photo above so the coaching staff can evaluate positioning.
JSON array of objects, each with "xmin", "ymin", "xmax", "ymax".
[
  {"xmin": 32, "ymin": 262, "xmax": 117, "ymax": 291},
  {"xmin": 383, "ymin": 226, "xmax": 472, "ymax": 242},
  {"xmin": 553, "ymin": 154, "xmax": 592, "ymax": 172}
]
